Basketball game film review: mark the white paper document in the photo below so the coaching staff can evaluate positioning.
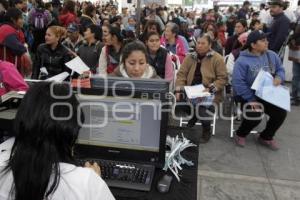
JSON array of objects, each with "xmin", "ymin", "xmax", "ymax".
[
  {"xmin": 65, "ymin": 56, "xmax": 90, "ymax": 75},
  {"xmin": 46, "ymin": 72, "xmax": 70, "ymax": 82},
  {"xmin": 251, "ymin": 70, "xmax": 291, "ymax": 112},
  {"xmin": 184, "ymin": 84, "xmax": 211, "ymax": 99}
]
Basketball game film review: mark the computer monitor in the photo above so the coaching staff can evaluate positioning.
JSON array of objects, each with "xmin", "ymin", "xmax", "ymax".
[{"xmin": 74, "ymin": 77, "xmax": 170, "ymax": 168}]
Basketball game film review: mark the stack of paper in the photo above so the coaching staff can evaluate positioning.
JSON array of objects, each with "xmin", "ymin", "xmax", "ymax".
[
  {"xmin": 46, "ymin": 72, "xmax": 70, "ymax": 82},
  {"xmin": 251, "ymin": 70, "xmax": 290, "ymax": 112},
  {"xmin": 184, "ymin": 84, "xmax": 211, "ymax": 99},
  {"xmin": 65, "ymin": 56, "xmax": 90, "ymax": 75}
]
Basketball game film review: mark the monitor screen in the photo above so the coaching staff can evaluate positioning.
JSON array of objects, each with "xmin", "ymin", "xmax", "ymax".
[
  {"xmin": 77, "ymin": 96, "xmax": 161, "ymax": 152},
  {"xmin": 74, "ymin": 77, "xmax": 170, "ymax": 167}
]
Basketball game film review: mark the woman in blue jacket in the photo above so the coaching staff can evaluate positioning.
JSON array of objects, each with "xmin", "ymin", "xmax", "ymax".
[{"xmin": 232, "ymin": 30, "xmax": 287, "ymax": 150}]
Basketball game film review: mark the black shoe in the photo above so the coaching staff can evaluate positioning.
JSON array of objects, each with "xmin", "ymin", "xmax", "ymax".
[
  {"xmin": 291, "ymin": 100, "xmax": 300, "ymax": 106},
  {"xmin": 199, "ymin": 127, "xmax": 212, "ymax": 143},
  {"xmin": 187, "ymin": 116, "xmax": 197, "ymax": 128}
]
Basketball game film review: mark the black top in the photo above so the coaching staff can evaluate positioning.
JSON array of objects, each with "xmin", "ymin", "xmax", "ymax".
[
  {"xmin": 191, "ymin": 55, "xmax": 205, "ymax": 85},
  {"xmin": 32, "ymin": 43, "xmax": 72, "ymax": 79},
  {"xmin": 267, "ymin": 12, "xmax": 290, "ymax": 53},
  {"xmin": 77, "ymin": 41, "xmax": 104, "ymax": 73},
  {"xmin": 147, "ymin": 47, "xmax": 168, "ymax": 79}
]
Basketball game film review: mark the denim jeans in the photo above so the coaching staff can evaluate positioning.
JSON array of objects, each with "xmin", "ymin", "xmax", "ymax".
[{"xmin": 292, "ymin": 62, "xmax": 300, "ymax": 99}]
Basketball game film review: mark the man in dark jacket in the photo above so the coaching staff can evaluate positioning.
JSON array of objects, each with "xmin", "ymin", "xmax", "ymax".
[
  {"xmin": 267, "ymin": 0, "xmax": 290, "ymax": 53},
  {"xmin": 237, "ymin": 1, "xmax": 251, "ymax": 20}
]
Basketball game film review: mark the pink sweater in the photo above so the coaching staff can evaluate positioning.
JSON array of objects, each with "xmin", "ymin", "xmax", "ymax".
[
  {"xmin": 160, "ymin": 35, "xmax": 188, "ymax": 64},
  {"xmin": 0, "ymin": 60, "xmax": 28, "ymax": 97}
]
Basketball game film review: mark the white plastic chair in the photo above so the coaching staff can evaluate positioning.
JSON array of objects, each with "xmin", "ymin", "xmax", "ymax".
[{"xmin": 179, "ymin": 112, "xmax": 217, "ymax": 136}]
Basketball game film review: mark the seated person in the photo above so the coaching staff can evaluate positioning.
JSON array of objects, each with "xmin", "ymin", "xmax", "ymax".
[
  {"xmin": 232, "ymin": 30, "xmax": 287, "ymax": 150},
  {"xmin": 32, "ymin": 26, "xmax": 72, "ymax": 80},
  {"xmin": 145, "ymin": 32, "xmax": 174, "ymax": 81},
  {"xmin": 175, "ymin": 34, "xmax": 228, "ymax": 143},
  {"xmin": 0, "ymin": 60, "xmax": 28, "ymax": 97},
  {"xmin": 160, "ymin": 22, "xmax": 189, "ymax": 64},
  {"xmin": 77, "ymin": 24, "xmax": 104, "ymax": 74},
  {"xmin": 0, "ymin": 82, "xmax": 115, "ymax": 200},
  {"xmin": 62, "ymin": 23, "xmax": 84, "ymax": 53},
  {"xmin": 98, "ymin": 25, "xmax": 124, "ymax": 75},
  {"xmin": 226, "ymin": 32, "xmax": 249, "ymax": 83},
  {"xmin": 111, "ymin": 41, "xmax": 160, "ymax": 79}
]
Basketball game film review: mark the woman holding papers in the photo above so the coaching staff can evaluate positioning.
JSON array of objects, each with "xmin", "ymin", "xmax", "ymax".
[
  {"xmin": 0, "ymin": 82, "xmax": 115, "ymax": 200},
  {"xmin": 175, "ymin": 34, "xmax": 228, "ymax": 143},
  {"xmin": 32, "ymin": 26, "xmax": 72, "ymax": 80},
  {"xmin": 232, "ymin": 30, "xmax": 287, "ymax": 150}
]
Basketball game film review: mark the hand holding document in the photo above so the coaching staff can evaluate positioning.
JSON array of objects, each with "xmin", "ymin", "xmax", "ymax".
[
  {"xmin": 251, "ymin": 70, "xmax": 290, "ymax": 112},
  {"xmin": 65, "ymin": 56, "xmax": 90, "ymax": 75},
  {"xmin": 184, "ymin": 84, "xmax": 211, "ymax": 99},
  {"xmin": 184, "ymin": 84, "xmax": 213, "ymax": 106}
]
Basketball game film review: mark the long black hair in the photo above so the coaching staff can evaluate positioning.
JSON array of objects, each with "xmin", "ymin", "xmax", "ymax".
[
  {"xmin": 2, "ymin": 82, "xmax": 83, "ymax": 200},
  {"xmin": 4, "ymin": 7, "xmax": 22, "ymax": 24},
  {"xmin": 121, "ymin": 40, "xmax": 148, "ymax": 65}
]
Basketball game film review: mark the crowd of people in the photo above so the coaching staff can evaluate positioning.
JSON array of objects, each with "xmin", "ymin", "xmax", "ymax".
[{"xmin": 0, "ymin": 0, "xmax": 300, "ymax": 199}]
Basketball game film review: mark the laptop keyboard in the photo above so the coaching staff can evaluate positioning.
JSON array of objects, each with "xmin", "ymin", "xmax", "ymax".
[{"xmin": 77, "ymin": 158, "xmax": 155, "ymax": 191}]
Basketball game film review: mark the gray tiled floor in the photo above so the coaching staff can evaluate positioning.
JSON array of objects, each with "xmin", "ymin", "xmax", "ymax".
[{"xmin": 172, "ymin": 104, "xmax": 300, "ymax": 200}]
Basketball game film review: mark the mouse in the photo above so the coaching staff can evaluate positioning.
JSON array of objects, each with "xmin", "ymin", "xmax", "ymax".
[{"xmin": 157, "ymin": 174, "xmax": 173, "ymax": 193}]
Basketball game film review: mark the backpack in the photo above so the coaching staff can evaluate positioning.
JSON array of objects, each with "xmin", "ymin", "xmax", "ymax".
[{"xmin": 31, "ymin": 9, "xmax": 48, "ymax": 30}]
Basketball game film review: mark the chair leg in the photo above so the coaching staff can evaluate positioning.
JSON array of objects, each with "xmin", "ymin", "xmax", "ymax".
[
  {"xmin": 230, "ymin": 114, "xmax": 234, "ymax": 138},
  {"xmin": 179, "ymin": 117, "xmax": 183, "ymax": 127},
  {"xmin": 212, "ymin": 113, "xmax": 216, "ymax": 136}
]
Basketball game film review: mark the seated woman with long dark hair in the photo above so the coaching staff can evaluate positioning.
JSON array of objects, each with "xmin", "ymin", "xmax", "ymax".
[
  {"xmin": 0, "ymin": 82, "xmax": 115, "ymax": 200},
  {"xmin": 145, "ymin": 32, "xmax": 174, "ymax": 81}
]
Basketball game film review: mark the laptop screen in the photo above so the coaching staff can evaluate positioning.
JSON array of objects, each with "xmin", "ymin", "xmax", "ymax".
[{"xmin": 77, "ymin": 96, "xmax": 161, "ymax": 153}]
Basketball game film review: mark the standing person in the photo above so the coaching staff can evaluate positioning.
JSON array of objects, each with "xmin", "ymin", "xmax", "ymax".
[
  {"xmin": 237, "ymin": 1, "xmax": 251, "ymax": 20},
  {"xmin": 175, "ymin": 34, "xmax": 228, "ymax": 143},
  {"xmin": 77, "ymin": 24, "xmax": 103, "ymax": 74},
  {"xmin": 98, "ymin": 25, "xmax": 123, "ymax": 75},
  {"xmin": 28, "ymin": 0, "xmax": 52, "ymax": 53},
  {"xmin": 32, "ymin": 26, "xmax": 72, "ymax": 80},
  {"xmin": 267, "ymin": 0, "xmax": 290, "ymax": 53},
  {"xmin": 145, "ymin": 32, "xmax": 174, "ymax": 81},
  {"xmin": 0, "ymin": 82, "xmax": 115, "ymax": 200},
  {"xmin": 80, "ymin": 4, "xmax": 96, "ymax": 32},
  {"xmin": 45, "ymin": 2, "xmax": 58, "ymax": 26},
  {"xmin": 232, "ymin": 30, "xmax": 287, "ymax": 150},
  {"xmin": 225, "ymin": 19, "xmax": 247, "ymax": 55},
  {"xmin": 0, "ymin": 0, "xmax": 8, "ymax": 24},
  {"xmin": 283, "ymin": 1, "xmax": 297, "ymax": 24},
  {"xmin": 0, "ymin": 8, "xmax": 31, "ymax": 76},
  {"xmin": 160, "ymin": 22, "xmax": 188, "ymax": 64},
  {"xmin": 259, "ymin": 3, "xmax": 273, "ymax": 31},
  {"xmin": 58, "ymin": 0, "xmax": 77, "ymax": 27},
  {"xmin": 289, "ymin": 16, "xmax": 300, "ymax": 106}
]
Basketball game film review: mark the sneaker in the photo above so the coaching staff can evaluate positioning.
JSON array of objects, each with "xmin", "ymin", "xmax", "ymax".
[
  {"xmin": 235, "ymin": 135, "xmax": 246, "ymax": 147},
  {"xmin": 258, "ymin": 137, "xmax": 279, "ymax": 151}
]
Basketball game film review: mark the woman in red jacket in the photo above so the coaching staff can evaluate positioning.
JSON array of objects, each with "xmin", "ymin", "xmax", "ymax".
[
  {"xmin": 0, "ymin": 8, "xmax": 31, "ymax": 76},
  {"xmin": 59, "ymin": 0, "xmax": 77, "ymax": 27}
]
